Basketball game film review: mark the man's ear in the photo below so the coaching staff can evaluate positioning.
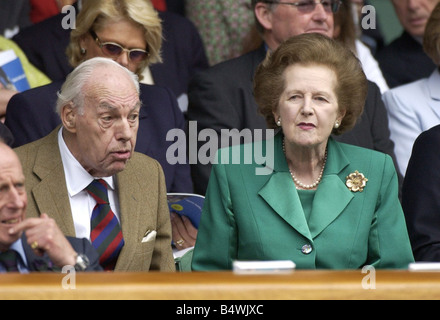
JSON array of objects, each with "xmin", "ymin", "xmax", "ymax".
[
  {"xmin": 61, "ymin": 102, "xmax": 77, "ymax": 133},
  {"xmin": 254, "ymin": 2, "xmax": 274, "ymax": 31}
]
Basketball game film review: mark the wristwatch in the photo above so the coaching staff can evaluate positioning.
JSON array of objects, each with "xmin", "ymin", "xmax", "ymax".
[{"xmin": 74, "ymin": 253, "xmax": 90, "ymax": 271}]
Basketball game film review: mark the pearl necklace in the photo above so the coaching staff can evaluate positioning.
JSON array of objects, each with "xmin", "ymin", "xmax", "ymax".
[{"xmin": 282, "ymin": 138, "xmax": 327, "ymax": 190}]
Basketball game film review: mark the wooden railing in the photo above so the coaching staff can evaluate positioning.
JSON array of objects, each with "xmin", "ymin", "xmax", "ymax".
[{"xmin": 1, "ymin": 270, "xmax": 440, "ymax": 300}]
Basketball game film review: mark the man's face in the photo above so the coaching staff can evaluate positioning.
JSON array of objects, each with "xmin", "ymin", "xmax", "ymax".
[
  {"xmin": 391, "ymin": 0, "xmax": 439, "ymax": 37},
  {"xmin": 65, "ymin": 65, "xmax": 141, "ymax": 177},
  {"xmin": 0, "ymin": 145, "xmax": 27, "ymax": 252},
  {"xmin": 257, "ymin": 1, "xmax": 335, "ymax": 50}
]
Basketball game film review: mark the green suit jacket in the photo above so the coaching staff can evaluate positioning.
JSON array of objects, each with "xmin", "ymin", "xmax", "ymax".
[
  {"xmin": 192, "ymin": 134, "xmax": 414, "ymax": 270},
  {"xmin": 15, "ymin": 127, "xmax": 175, "ymax": 272}
]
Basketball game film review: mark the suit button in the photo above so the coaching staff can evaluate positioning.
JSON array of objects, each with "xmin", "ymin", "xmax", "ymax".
[{"xmin": 301, "ymin": 244, "xmax": 313, "ymax": 254}]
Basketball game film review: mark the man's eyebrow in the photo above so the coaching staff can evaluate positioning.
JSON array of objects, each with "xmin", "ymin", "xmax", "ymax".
[
  {"xmin": 98, "ymin": 102, "xmax": 115, "ymax": 110},
  {"xmin": 97, "ymin": 101, "xmax": 142, "ymax": 111}
]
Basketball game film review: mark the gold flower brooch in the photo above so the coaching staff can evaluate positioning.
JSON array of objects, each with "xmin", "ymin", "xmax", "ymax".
[{"xmin": 346, "ymin": 170, "xmax": 368, "ymax": 192}]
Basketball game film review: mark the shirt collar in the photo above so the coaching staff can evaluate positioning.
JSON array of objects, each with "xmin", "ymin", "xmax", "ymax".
[{"xmin": 10, "ymin": 238, "xmax": 29, "ymax": 272}]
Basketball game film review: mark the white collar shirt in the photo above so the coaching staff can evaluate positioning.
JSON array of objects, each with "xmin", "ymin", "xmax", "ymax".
[{"xmin": 57, "ymin": 128, "xmax": 121, "ymax": 240}]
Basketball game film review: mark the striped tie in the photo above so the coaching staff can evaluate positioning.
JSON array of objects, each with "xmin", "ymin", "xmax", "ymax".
[
  {"xmin": 0, "ymin": 250, "xmax": 19, "ymax": 272},
  {"xmin": 86, "ymin": 179, "xmax": 124, "ymax": 270}
]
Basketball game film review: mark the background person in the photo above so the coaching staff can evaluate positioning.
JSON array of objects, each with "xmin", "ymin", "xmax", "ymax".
[
  {"xmin": 403, "ymin": 124, "xmax": 440, "ymax": 261},
  {"xmin": 375, "ymin": 0, "xmax": 439, "ymax": 88},
  {"xmin": 382, "ymin": 1, "xmax": 440, "ymax": 177}
]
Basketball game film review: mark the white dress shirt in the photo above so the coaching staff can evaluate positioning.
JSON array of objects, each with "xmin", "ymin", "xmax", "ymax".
[
  {"xmin": 57, "ymin": 128, "xmax": 121, "ymax": 240},
  {"xmin": 355, "ymin": 40, "xmax": 389, "ymax": 94}
]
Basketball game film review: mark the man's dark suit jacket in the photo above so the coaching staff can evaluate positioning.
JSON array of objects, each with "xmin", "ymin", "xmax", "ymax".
[
  {"xmin": 188, "ymin": 45, "xmax": 401, "ymax": 195},
  {"xmin": 402, "ymin": 124, "xmax": 440, "ymax": 261},
  {"xmin": 375, "ymin": 31, "xmax": 436, "ymax": 89},
  {"xmin": 21, "ymin": 233, "xmax": 102, "ymax": 272},
  {"xmin": 0, "ymin": 122, "xmax": 14, "ymax": 146},
  {"xmin": 5, "ymin": 81, "xmax": 193, "ymax": 193},
  {"xmin": 12, "ymin": 9, "xmax": 208, "ymax": 100}
]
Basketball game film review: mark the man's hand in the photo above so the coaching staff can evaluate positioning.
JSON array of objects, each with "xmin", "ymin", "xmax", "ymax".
[{"xmin": 8, "ymin": 213, "xmax": 77, "ymax": 268}]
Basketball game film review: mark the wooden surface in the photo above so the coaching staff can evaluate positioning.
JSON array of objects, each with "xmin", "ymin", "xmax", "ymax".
[{"xmin": 1, "ymin": 270, "xmax": 440, "ymax": 300}]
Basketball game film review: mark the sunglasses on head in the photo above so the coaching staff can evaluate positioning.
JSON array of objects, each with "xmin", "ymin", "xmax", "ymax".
[
  {"xmin": 263, "ymin": 0, "xmax": 342, "ymax": 13},
  {"xmin": 89, "ymin": 30, "xmax": 149, "ymax": 63}
]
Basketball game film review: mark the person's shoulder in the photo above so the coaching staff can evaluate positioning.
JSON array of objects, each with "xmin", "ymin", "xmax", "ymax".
[
  {"xmin": 415, "ymin": 124, "xmax": 440, "ymax": 145},
  {"xmin": 335, "ymin": 140, "xmax": 393, "ymax": 171},
  {"xmin": 14, "ymin": 129, "xmax": 56, "ymax": 152},
  {"xmin": 159, "ymin": 10, "xmax": 197, "ymax": 30},
  {"xmin": 382, "ymin": 76, "xmax": 428, "ymax": 104},
  {"xmin": 139, "ymin": 83, "xmax": 177, "ymax": 103},
  {"xmin": 194, "ymin": 47, "xmax": 264, "ymax": 80},
  {"xmin": 336, "ymin": 139, "xmax": 382, "ymax": 155},
  {"xmin": 129, "ymin": 151, "xmax": 162, "ymax": 170}
]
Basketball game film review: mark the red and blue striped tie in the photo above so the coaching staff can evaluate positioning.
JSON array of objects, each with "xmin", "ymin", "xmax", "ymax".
[{"xmin": 86, "ymin": 179, "xmax": 124, "ymax": 270}]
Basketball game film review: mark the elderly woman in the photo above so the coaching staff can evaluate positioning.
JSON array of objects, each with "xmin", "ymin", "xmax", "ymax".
[{"xmin": 192, "ymin": 33, "xmax": 414, "ymax": 270}]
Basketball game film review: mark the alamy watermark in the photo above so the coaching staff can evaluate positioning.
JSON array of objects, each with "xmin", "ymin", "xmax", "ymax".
[
  {"xmin": 361, "ymin": 5, "xmax": 377, "ymax": 31},
  {"xmin": 166, "ymin": 121, "xmax": 275, "ymax": 175},
  {"xmin": 59, "ymin": 4, "xmax": 377, "ymax": 31},
  {"xmin": 61, "ymin": 5, "xmax": 77, "ymax": 30}
]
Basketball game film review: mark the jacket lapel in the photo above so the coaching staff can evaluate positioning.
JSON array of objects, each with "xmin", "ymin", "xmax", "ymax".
[
  {"xmin": 258, "ymin": 135, "xmax": 353, "ymax": 241},
  {"xmin": 258, "ymin": 134, "xmax": 312, "ymax": 240},
  {"xmin": 259, "ymin": 172, "xmax": 312, "ymax": 241},
  {"xmin": 30, "ymin": 128, "xmax": 76, "ymax": 236},
  {"xmin": 308, "ymin": 139, "xmax": 353, "ymax": 238},
  {"xmin": 113, "ymin": 163, "xmax": 142, "ymax": 271}
]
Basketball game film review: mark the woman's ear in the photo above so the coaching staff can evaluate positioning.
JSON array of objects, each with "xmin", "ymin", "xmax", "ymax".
[
  {"xmin": 337, "ymin": 109, "xmax": 346, "ymax": 125},
  {"xmin": 273, "ymin": 110, "xmax": 281, "ymax": 127}
]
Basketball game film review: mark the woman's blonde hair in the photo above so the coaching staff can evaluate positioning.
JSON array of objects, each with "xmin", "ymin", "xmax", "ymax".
[
  {"xmin": 254, "ymin": 33, "xmax": 367, "ymax": 135},
  {"xmin": 66, "ymin": 0, "xmax": 162, "ymax": 79}
]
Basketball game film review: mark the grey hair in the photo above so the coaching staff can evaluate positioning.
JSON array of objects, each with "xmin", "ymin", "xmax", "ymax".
[{"xmin": 55, "ymin": 57, "xmax": 140, "ymax": 116}]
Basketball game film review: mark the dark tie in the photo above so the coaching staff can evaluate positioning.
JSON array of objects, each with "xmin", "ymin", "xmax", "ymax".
[
  {"xmin": 0, "ymin": 250, "xmax": 20, "ymax": 272},
  {"xmin": 85, "ymin": 179, "xmax": 124, "ymax": 270}
]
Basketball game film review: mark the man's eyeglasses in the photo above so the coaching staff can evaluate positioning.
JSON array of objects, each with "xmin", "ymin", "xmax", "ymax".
[
  {"xmin": 89, "ymin": 30, "xmax": 149, "ymax": 63},
  {"xmin": 264, "ymin": 0, "xmax": 342, "ymax": 13}
]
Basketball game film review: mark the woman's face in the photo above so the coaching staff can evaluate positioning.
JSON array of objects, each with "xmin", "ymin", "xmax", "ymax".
[
  {"xmin": 274, "ymin": 63, "xmax": 344, "ymax": 149},
  {"xmin": 80, "ymin": 19, "xmax": 147, "ymax": 74}
]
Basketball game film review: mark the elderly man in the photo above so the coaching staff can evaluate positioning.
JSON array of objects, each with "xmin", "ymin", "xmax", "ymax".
[
  {"xmin": 376, "ymin": 0, "xmax": 439, "ymax": 88},
  {"xmin": 0, "ymin": 139, "xmax": 101, "ymax": 272},
  {"xmin": 14, "ymin": 57, "xmax": 175, "ymax": 271}
]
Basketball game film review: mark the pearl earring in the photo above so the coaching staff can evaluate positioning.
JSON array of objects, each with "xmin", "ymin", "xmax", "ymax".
[
  {"xmin": 80, "ymin": 48, "xmax": 86, "ymax": 55},
  {"xmin": 334, "ymin": 121, "xmax": 340, "ymax": 129},
  {"xmin": 276, "ymin": 118, "xmax": 281, "ymax": 127}
]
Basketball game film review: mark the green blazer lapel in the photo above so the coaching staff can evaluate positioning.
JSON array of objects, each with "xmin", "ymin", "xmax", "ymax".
[
  {"xmin": 308, "ymin": 138, "xmax": 353, "ymax": 238},
  {"xmin": 258, "ymin": 172, "xmax": 312, "ymax": 241},
  {"xmin": 258, "ymin": 134, "xmax": 312, "ymax": 241},
  {"xmin": 31, "ymin": 129, "xmax": 76, "ymax": 236}
]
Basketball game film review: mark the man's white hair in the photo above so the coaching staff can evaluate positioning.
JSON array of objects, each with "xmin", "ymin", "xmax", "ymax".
[{"xmin": 56, "ymin": 57, "xmax": 140, "ymax": 116}]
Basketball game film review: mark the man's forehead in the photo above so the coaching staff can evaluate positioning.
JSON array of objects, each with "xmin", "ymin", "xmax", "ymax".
[{"xmin": 84, "ymin": 89, "xmax": 140, "ymax": 108}]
